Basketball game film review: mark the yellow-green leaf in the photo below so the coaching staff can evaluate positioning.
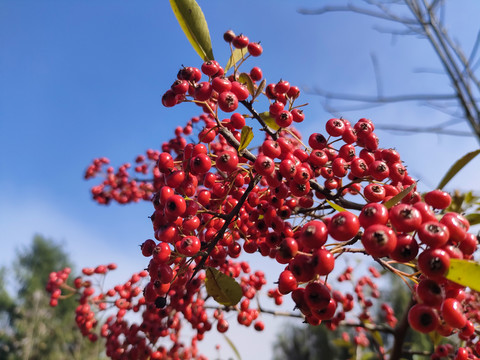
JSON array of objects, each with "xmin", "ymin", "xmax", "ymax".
[
  {"xmin": 204, "ymin": 267, "xmax": 242, "ymax": 306},
  {"xmin": 325, "ymin": 199, "xmax": 346, "ymax": 212},
  {"xmin": 169, "ymin": 0, "xmax": 214, "ymax": 61},
  {"xmin": 465, "ymin": 213, "xmax": 480, "ymax": 226},
  {"xmin": 225, "ymin": 48, "xmax": 245, "ymax": 72},
  {"xmin": 384, "ymin": 182, "xmax": 416, "ymax": 209},
  {"xmin": 259, "ymin": 111, "xmax": 280, "ymax": 131},
  {"xmin": 223, "ymin": 334, "xmax": 242, "ymax": 360},
  {"xmin": 238, "ymin": 73, "xmax": 255, "ymax": 96},
  {"xmin": 238, "ymin": 126, "xmax": 253, "ymax": 152},
  {"xmin": 437, "ymin": 149, "xmax": 480, "ymax": 190},
  {"xmin": 445, "ymin": 258, "xmax": 480, "ymax": 291}
]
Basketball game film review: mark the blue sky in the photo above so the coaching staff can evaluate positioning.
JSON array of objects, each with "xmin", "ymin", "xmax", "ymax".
[{"xmin": 1, "ymin": 1, "xmax": 480, "ymax": 358}]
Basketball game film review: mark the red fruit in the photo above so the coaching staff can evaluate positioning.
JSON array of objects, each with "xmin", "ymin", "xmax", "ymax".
[
  {"xmin": 289, "ymin": 254, "xmax": 316, "ymax": 282},
  {"xmin": 194, "ymin": 82, "xmax": 213, "ymax": 101},
  {"xmin": 312, "ymin": 298, "xmax": 337, "ymax": 320},
  {"xmin": 412, "ymin": 201, "xmax": 437, "ymax": 223},
  {"xmin": 417, "ymin": 221, "xmax": 450, "ymax": 248},
  {"xmin": 250, "ymin": 66, "xmax": 263, "ymax": 81},
  {"xmin": 389, "ymin": 234, "xmax": 418, "ymax": 262},
  {"xmin": 212, "ymin": 76, "xmax": 232, "ymax": 93},
  {"xmin": 308, "ymin": 133, "xmax": 327, "ymax": 150},
  {"xmin": 359, "ymin": 203, "xmax": 389, "ymax": 228},
  {"xmin": 424, "ymin": 190, "xmax": 452, "ymax": 209},
  {"xmin": 418, "ymin": 248, "xmax": 450, "ymax": 281},
  {"xmin": 312, "ymin": 248, "xmax": 335, "ymax": 275},
  {"xmin": 230, "ymin": 113, "xmax": 246, "ymax": 129},
  {"xmin": 291, "ymin": 108, "xmax": 305, "ymax": 123},
  {"xmin": 369, "ymin": 160, "xmax": 389, "ymax": 181},
  {"xmin": 309, "ymin": 150, "xmax": 328, "ymax": 167},
  {"xmin": 262, "ymin": 140, "xmax": 282, "ymax": 159},
  {"xmin": 190, "ymin": 153, "xmax": 211, "ymax": 175},
  {"xmin": 328, "ymin": 211, "xmax": 360, "ymax": 241},
  {"xmin": 232, "ymin": 34, "xmax": 249, "ymax": 49},
  {"xmin": 408, "ymin": 304, "xmax": 439, "ymax": 333},
  {"xmin": 275, "ymin": 80, "xmax": 290, "ymax": 94},
  {"xmin": 254, "ymin": 155, "xmax": 275, "ymax": 176},
  {"xmin": 416, "ymin": 278, "xmax": 445, "ymax": 308},
  {"xmin": 275, "ymin": 110, "xmax": 293, "ymax": 128},
  {"xmin": 305, "ymin": 281, "xmax": 331, "ymax": 310},
  {"xmin": 218, "ymin": 91, "xmax": 239, "ymax": 112},
  {"xmin": 361, "ymin": 224, "xmax": 397, "ymax": 258},
  {"xmin": 441, "ymin": 298, "xmax": 466, "ymax": 329},
  {"xmin": 231, "ymin": 81, "xmax": 250, "ymax": 101},
  {"xmin": 300, "ymin": 220, "xmax": 328, "ymax": 249},
  {"xmin": 153, "ymin": 242, "xmax": 171, "ymax": 263},
  {"xmin": 164, "ymin": 195, "xmax": 187, "ymax": 218},
  {"xmin": 325, "ymin": 118, "xmax": 345, "ymax": 137},
  {"xmin": 216, "ymin": 151, "xmax": 239, "ymax": 173},
  {"xmin": 201, "ymin": 60, "xmax": 219, "ymax": 76},
  {"xmin": 176, "ymin": 236, "xmax": 201, "ymax": 256},
  {"xmin": 364, "ymin": 184, "xmax": 386, "ymax": 203},
  {"xmin": 331, "ymin": 157, "xmax": 348, "ymax": 177},
  {"xmin": 389, "ymin": 204, "xmax": 422, "ymax": 233},
  {"xmin": 247, "ymin": 42, "xmax": 263, "ymax": 56},
  {"xmin": 277, "ymin": 270, "xmax": 297, "ymax": 295},
  {"xmin": 440, "ymin": 212, "xmax": 469, "ymax": 244}
]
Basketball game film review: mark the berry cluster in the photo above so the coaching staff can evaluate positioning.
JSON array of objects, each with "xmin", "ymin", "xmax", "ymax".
[{"xmin": 54, "ymin": 30, "xmax": 480, "ymax": 359}]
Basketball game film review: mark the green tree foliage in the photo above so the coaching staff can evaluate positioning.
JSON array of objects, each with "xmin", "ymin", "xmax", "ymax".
[{"xmin": 0, "ymin": 235, "xmax": 103, "ymax": 360}]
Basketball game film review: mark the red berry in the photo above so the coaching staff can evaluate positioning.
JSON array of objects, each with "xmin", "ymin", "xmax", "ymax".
[
  {"xmin": 441, "ymin": 298, "xmax": 466, "ymax": 329},
  {"xmin": 408, "ymin": 304, "xmax": 439, "ymax": 333},
  {"xmin": 425, "ymin": 190, "xmax": 451, "ymax": 209},
  {"xmin": 247, "ymin": 42, "xmax": 263, "ymax": 57},
  {"xmin": 361, "ymin": 224, "xmax": 397, "ymax": 258},
  {"xmin": 232, "ymin": 34, "xmax": 249, "ymax": 49},
  {"xmin": 328, "ymin": 212, "xmax": 360, "ymax": 242}
]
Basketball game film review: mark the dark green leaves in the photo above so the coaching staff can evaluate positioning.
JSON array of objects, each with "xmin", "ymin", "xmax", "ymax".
[{"xmin": 169, "ymin": 0, "xmax": 214, "ymax": 61}]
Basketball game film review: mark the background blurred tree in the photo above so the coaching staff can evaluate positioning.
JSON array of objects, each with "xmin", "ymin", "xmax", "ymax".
[
  {"xmin": 0, "ymin": 235, "xmax": 104, "ymax": 360},
  {"xmin": 299, "ymin": 0, "xmax": 480, "ymax": 142}
]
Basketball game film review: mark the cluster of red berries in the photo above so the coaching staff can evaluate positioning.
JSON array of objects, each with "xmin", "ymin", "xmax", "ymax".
[{"xmin": 60, "ymin": 29, "xmax": 480, "ymax": 359}]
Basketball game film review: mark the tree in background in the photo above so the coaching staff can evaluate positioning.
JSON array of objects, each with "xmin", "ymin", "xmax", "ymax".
[{"xmin": 0, "ymin": 235, "xmax": 103, "ymax": 360}]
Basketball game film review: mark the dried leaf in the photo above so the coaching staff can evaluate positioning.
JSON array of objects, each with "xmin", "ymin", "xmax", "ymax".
[
  {"xmin": 204, "ymin": 267, "xmax": 242, "ymax": 306},
  {"xmin": 445, "ymin": 258, "xmax": 480, "ymax": 292}
]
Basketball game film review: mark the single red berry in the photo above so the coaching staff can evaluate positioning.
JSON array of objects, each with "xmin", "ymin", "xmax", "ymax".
[
  {"xmin": 305, "ymin": 281, "xmax": 331, "ymax": 310},
  {"xmin": 201, "ymin": 60, "xmax": 219, "ymax": 76},
  {"xmin": 390, "ymin": 234, "xmax": 419, "ymax": 262},
  {"xmin": 441, "ymin": 298, "xmax": 466, "ymax": 329},
  {"xmin": 361, "ymin": 224, "xmax": 397, "ymax": 258},
  {"xmin": 218, "ymin": 91, "xmax": 239, "ymax": 112},
  {"xmin": 389, "ymin": 204, "xmax": 423, "ymax": 233},
  {"xmin": 300, "ymin": 220, "xmax": 328, "ymax": 249},
  {"xmin": 312, "ymin": 248, "xmax": 335, "ymax": 276},
  {"xmin": 291, "ymin": 108, "xmax": 305, "ymax": 123},
  {"xmin": 247, "ymin": 42, "xmax": 263, "ymax": 56},
  {"xmin": 416, "ymin": 278, "xmax": 445, "ymax": 308},
  {"xmin": 275, "ymin": 110, "xmax": 293, "ymax": 128},
  {"xmin": 212, "ymin": 76, "xmax": 232, "ymax": 93},
  {"xmin": 328, "ymin": 211, "xmax": 360, "ymax": 242},
  {"xmin": 408, "ymin": 304, "xmax": 439, "ymax": 333},
  {"xmin": 250, "ymin": 66, "xmax": 263, "ymax": 81},
  {"xmin": 277, "ymin": 270, "xmax": 297, "ymax": 295},
  {"xmin": 417, "ymin": 221, "xmax": 450, "ymax": 248},
  {"xmin": 364, "ymin": 184, "xmax": 386, "ymax": 203},
  {"xmin": 254, "ymin": 155, "xmax": 275, "ymax": 176},
  {"xmin": 232, "ymin": 34, "xmax": 249, "ymax": 49},
  {"xmin": 231, "ymin": 81, "xmax": 250, "ymax": 101},
  {"xmin": 418, "ymin": 248, "xmax": 450, "ymax": 281},
  {"xmin": 223, "ymin": 30, "xmax": 235, "ymax": 43},
  {"xmin": 325, "ymin": 118, "xmax": 345, "ymax": 137},
  {"xmin": 359, "ymin": 203, "xmax": 389, "ymax": 228},
  {"xmin": 425, "ymin": 190, "xmax": 452, "ymax": 209}
]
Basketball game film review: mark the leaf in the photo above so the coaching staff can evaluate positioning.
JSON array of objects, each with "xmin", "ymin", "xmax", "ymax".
[
  {"xmin": 223, "ymin": 334, "xmax": 242, "ymax": 360},
  {"xmin": 204, "ymin": 267, "xmax": 242, "ymax": 306},
  {"xmin": 238, "ymin": 126, "xmax": 253, "ymax": 153},
  {"xmin": 225, "ymin": 48, "xmax": 245, "ymax": 72},
  {"xmin": 325, "ymin": 199, "xmax": 346, "ymax": 212},
  {"xmin": 254, "ymin": 79, "xmax": 266, "ymax": 100},
  {"xmin": 384, "ymin": 182, "xmax": 417, "ymax": 209},
  {"xmin": 445, "ymin": 259, "xmax": 480, "ymax": 292},
  {"xmin": 238, "ymin": 73, "xmax": 255, "ymax": 96},
  {"xmin": 465, "ymin": 213, "xmax": 480, "ymax": 226},
  {"xmin": 169, "ymin": 0, "xmax": 214, "ymax": 61},
  {"xmin": 259, "ymin": 111, "xmax": 280, "ymax": 131},
  {"xmin": 437, "ymin": 149, "xmax": 480, "ymax": 190}
]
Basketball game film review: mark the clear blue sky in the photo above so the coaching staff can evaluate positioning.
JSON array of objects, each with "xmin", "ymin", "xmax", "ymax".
[{"xmin": 1, "ymin": 1, "xmax": 480, "ymax": 358}]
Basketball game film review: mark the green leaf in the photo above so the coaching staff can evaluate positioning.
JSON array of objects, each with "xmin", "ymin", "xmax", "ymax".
[
  {"xmin": 238, "ymin": 126, "xmax": 253, "ymax": 153},
  {"xmin": 169, "ymin": 0, "xmax": 214, "ymax": 61},
  {"xmin": 437, "ymin": 149, "xmax": 480, "ymax": 190},
  {"xmin": 225, "ymin": 48, "xmax": 245, "ymax": 72},
  {"xmin": 384, "ymin": 182, "xmax": 416, "ymax": 209},
  {"xmin": 259, "ymin": 111, "xmax": 280, "ymax": 131},
  {"xmin": 445, "ymin": 258, "xmax": 480, "ymax": 291},
  {"xmin": 465, "ymin": 213, "xmax": 480, "ymax": 226},
  {"xmin": 204, "ymin": 267, "xmax": 242, "ymax": 306},
  {"xmin": 238, "ymin": 73, "xmax": 255, "ymax": 97},
  {"xmin": 325, "ymin": 199, "xmax": 346, "ymax": 212},
  {"xmin": 223, "ymin": 334, "xmax": 242, "ymax": 360}
]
